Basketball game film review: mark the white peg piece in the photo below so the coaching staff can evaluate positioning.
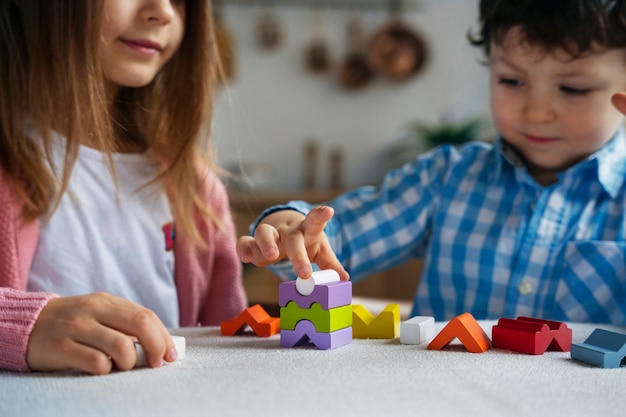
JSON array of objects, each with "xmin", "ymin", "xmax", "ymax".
[
  {"xmin": 295, "ymin": 269, "xmax": 341, "ymax": 296},
  {"xmin": 135, "ymin": 335, "xmax": 186, "ymax": 368}
]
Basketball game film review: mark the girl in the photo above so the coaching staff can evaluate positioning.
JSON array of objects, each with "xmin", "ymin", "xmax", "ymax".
[{"xmin": 0, "ymin": 0, "xmax": 246, "ymax": 374}]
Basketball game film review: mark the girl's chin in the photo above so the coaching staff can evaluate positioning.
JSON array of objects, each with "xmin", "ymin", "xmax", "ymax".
[{"xmin": 105, "ymin": 70, "xmax": 159, "ymax": 90}]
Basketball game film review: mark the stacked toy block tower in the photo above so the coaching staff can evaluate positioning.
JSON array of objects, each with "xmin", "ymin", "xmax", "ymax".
[{"xmin": 279, "ymin": 270, "xmax": 352, "ymax": 350}]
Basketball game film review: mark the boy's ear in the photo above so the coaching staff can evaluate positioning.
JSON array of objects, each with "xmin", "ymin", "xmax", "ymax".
[{"xmin": 611, "ymin": 92, "xmax": 626, "ymax": 117}]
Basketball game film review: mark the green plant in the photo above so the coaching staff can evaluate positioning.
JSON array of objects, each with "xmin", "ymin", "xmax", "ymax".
[
  {"xmin": 408, "ymin": 117, "xmax": 484, "ymax": 148},
  {"xmin": 386, "ymin": 117, "xmax": 486, "ymax": 169}
]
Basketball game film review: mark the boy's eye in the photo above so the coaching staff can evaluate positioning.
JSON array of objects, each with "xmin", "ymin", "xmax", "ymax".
[
  {"xmin": 498, "ymin": 77, "xmax": 522, "ymax": 87},
  {"xmin": 560, "ymin": 86, "xmax": 590, "ymax": 96}
]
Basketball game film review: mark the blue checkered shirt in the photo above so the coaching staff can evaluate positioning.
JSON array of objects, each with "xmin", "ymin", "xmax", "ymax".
[{"xmin": 259, "ymin": 132, "xmax": 626, "ymax": 324}]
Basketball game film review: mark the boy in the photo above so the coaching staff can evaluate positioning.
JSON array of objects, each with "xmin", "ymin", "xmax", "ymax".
[{"xmin": 237, "ymin": 0, "xmax": 626, "ymax": 324}]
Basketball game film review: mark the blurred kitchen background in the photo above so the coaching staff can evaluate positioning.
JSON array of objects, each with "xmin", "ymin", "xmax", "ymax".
[
  {"xmin": 214, "ymin": 0, "xmax": 494, "ymax": 311},
  {"xmin": 213, "ymin": 0, "xmax": 492, "ymax": 191}
]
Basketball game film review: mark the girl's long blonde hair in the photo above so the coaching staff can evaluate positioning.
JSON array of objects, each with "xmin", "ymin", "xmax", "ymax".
[{"xmin": 0, "ymin": 1, "xmax": 221, "ymax": 246}]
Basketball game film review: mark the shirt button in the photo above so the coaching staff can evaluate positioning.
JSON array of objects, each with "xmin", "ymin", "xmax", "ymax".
[{"xmin": 518, "ymin": 281, "xmax": 533, "ymax": 295}]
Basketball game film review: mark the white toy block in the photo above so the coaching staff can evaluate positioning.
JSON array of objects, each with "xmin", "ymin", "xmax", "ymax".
[
  {"xmin": 295, "ymin": 269, "xmax": 340, "ymax": 296},
  {"xmin": 400, "ymin": 316, "xmax": 435, "ymax": 345},
  {"xmin": 134, "ymin": 335, "xmax": 186, "ymax": 368}
]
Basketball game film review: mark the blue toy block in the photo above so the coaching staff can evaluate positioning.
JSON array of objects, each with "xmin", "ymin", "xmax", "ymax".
[{"xmin": 570, "ymin": 328, "xmax": 626, "ymax": 368}]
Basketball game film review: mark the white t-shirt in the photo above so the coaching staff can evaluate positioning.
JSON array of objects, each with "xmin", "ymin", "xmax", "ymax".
[{"xmin": 28, "ymin": 132, "xmax": 179, "ymax": 327}]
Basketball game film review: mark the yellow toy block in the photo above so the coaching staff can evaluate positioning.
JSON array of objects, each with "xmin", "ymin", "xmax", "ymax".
[
  {"xmin": 352, "ymin": 304, "xmax": 400, "ymax": 339},
  {"xmin": 352, "ymin": 305, "xmax": 373, "ymax": 339}
]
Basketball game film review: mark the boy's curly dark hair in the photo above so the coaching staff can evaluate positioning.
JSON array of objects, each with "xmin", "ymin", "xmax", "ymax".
[{"xmin": 469, "ymin": 0, "xmax": 626, "ymax": 58}]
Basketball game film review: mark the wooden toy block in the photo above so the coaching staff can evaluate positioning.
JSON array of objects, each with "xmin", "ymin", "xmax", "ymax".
[
  {"xmin": 280, "ymin": 301, "xmax": 352, "ymax": 333},
  {"xmin": 571, "ymin": 328, "xmax": 626, "ymax": 368},
  {"xmin": 279, "ymin": 269, "xmax": 353, "ymax": 350},
  {"xmin": 278, "ymin": 280, "xmax": 352, "ymax": 309},
  {"xmin": 370, "ymin": 304, "xmax": 401, "ymax": 339},
  {"xmin": 280, "ymin": 320, "xmax": 352, "ymax": 350},
  {"xmin": 400, "ymin": 316, "xmax": 435, "ymax": 345},
  {"xmin": 352, "ymin": 304, "xmax": 401, "ymax": 339},
  {"xmin": 492, "ymin": 316, "xmax": 572, "ymax": 355},
  {"xmin": 220, "ymin": 304, "xmax": 281, "ymax": 337},
  {"xmin": 427, "ymin": 312, "xmax": 491, "ymax": 353},
  {"xmin": 295, "ymin": 269, "xmax": 340, "ymax": 296},
  {"xmin": 352, "ymin": 304, "xmax": 373, "ymax": 339},
  {"xmin": 135, "ymin": 335, "xmax": 186, "ymax": 368},
  {"xmin": 516, "ymin": 316, "xmax": 572, "ymax": 351}
]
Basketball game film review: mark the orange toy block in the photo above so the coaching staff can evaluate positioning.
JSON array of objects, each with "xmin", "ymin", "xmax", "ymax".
[
  {"xmin": 427, "ymin": 312, "xmax": 491, "ymax": 353},
  {"xmin": 220, "ymin": 304, "xmax": 281, "ymax": 337},
  {"xmin": 352, "ymin": 304, "xmax": 400, "ymax": 339}
]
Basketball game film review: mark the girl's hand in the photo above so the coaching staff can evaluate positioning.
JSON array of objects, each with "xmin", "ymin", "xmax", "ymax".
[
  {"xmin": 236, "ymin": 205, "xmax": 349, "ymax": 281},
  {"xmin": 26, "ymin": 293, "xmax": 177, "ymax": 375}
]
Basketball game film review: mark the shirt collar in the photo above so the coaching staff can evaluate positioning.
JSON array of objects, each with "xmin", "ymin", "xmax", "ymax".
[
  {"xmin": 489, "ymin": 138, "xmax": 522, "ymax": 183},
  {"xmin": 593, "ymin": 129, "xmax": 626, "ymax": 198},
  {"xmin": 490, "ymin": 129, "xmax": 626, "ymax": 197}
]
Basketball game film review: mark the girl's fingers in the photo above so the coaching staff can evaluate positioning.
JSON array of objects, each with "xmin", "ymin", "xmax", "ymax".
[
  {"xmin": 27, "ymin": 333, "xmax": 115, "ymax": 375},
  {"xmin": 28, "ymin": 294, "xmax": 174, "ymax": 374},
  {"xmin": 93, "ymin": 298, "xmax": 173, "ymax": 369},
  {"xmin": 69, "ymin": 343, "xmax": 116, "ymax": 375},
  {"xmin": 74, "ymin": 327, "xmax": 137, "ymax": 372}
]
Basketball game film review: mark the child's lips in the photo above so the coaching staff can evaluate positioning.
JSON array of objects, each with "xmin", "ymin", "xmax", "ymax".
[
  {"xmin": 120, "ymin": 38, "xmax": 163, "ymax": 55},
  {"xmin": 524, "ymin": 134, "xmax": 559, "ymax": 144}
]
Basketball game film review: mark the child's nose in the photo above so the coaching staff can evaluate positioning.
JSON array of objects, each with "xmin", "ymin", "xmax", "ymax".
[
  {"xmin": 141, "ymin": 0, "xmax": 175, "ymax": 24},
  {"xmin": 523, "ymin": 91, "xmax": 556, "ymax": 123}
]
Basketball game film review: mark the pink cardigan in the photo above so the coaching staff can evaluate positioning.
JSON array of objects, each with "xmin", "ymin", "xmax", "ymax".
[{"xmin": 0, "ymin": 169, "xmax": 247, "ymax": 371}]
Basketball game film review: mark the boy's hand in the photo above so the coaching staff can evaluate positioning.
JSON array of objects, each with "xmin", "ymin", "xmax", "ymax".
[
  {"xmin": 26, "ymin": 293, "xmax": 177, "ymax": 375},
  {"xmin": 611, "ymin": 92, "xmax": 626, "ymax": 116},
  {"xmin": 236, "ymin": 205, "xmax": 349, "ymax": 281}
]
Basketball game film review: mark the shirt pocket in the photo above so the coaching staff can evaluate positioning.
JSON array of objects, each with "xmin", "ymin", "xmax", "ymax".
[{"xmin": 553, "ymin": 240, "xmax": 626, "ymax": 323}]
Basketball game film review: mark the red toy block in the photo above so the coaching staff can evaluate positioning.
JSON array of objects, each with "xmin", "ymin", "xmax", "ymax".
[
  {"xmin": 427, "ymin": 312, "xmax": 491, "ymax": 353},
  {"xmin": 220, "ymin": 304, "xmax": 281, "ymax": 337},
  {"xmin": 492, "ymin": 316, "xmax": 572, "ymax": 355}
]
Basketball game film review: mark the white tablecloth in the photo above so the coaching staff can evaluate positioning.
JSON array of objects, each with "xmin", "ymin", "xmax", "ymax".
[{"xmin": 1, "ymin": 321, "xmax": 624, "ymax": 417}]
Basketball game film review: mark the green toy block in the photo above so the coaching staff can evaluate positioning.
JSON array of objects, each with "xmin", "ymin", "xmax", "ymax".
[{"xmin": 280, "ymin": 301, "xmax": 352, "ymax": 333}]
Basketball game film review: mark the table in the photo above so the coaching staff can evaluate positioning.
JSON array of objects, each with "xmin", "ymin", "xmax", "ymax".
[{"xmin": 1, "ymin": 321, "xmax": 625, "ymax": 417}]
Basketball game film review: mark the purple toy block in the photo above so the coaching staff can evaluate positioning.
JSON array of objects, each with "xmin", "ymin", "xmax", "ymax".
[
  {"xmin": 280, "ymin": 320, "xmax": 352, "ymax": 350},
  {"xmin": 278, "ymin": 280, "xmax": 352, "ymax": 309}
]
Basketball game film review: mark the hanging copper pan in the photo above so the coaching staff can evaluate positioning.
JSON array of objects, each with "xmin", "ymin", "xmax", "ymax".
[{"xmin": 367, "ymin": 14, "xmax": 428, "ymax": 82}]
